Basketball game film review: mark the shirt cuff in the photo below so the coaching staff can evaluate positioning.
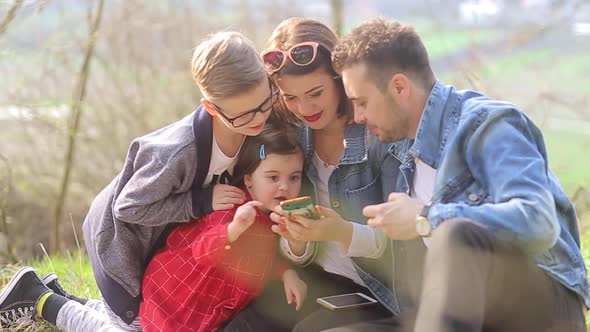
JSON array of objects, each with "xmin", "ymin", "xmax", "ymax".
[
  {"xmin": 428, "ymin": 203, "xmax": 460, "ymax": 229},
  {"xmin": 346, "ymin": 223, "xmax": 385, "ymax": 258},
  {"xmin": 279, "ymin": 237, "xmax": 315, "ymax": 264}
]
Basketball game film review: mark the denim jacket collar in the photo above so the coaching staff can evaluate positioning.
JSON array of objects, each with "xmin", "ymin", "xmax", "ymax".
[
  {"xmin": 301, "ymin": 123, "xmax": 369, "ymax": 166},
  {"xmin": 388, "ymin": 139, "xmax": 413, "ymax": 169},
  {"xmin": 409, "ymin": 80, "xmax": 462, "ymax": 169}
]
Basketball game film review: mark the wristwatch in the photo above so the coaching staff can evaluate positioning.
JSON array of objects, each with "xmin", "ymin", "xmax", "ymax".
[{"xmin": 415, "ymin": 205, "xmax": 432, "ymax": 237}]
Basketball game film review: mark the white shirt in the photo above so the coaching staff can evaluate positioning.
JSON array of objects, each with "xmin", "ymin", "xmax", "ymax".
[
  {"xmin": 410, "ymin": 158, "xmax": 437, "ymax": 247},
  {"xmin": 202, "ymin": 136, "xmax": 243, "ymax": 187},
  {"xmin": 280, "ymin": 153, "xmax": 387, "ymax": 287}
]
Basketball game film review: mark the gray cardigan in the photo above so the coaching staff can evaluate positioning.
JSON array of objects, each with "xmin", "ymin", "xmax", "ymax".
[{"xmin": 83, "ymin": 106, "xmax": 214, "ymax": 322}]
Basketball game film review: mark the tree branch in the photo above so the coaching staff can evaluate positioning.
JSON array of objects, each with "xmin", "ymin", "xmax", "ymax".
[
  {"xmin": 53, "ymin": 0, "xmax": 105, "ymax": 252},
  {"xmin": 0, "ymin": 153, "xmax": 17, "ymax": 263},
  {"xmin": 0, "ymin": 0, "xmax": 24, "ymax": 37}
]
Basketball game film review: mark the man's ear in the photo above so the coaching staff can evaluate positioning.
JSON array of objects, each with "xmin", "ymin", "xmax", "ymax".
[
  {"xmin": 201, "ymin": 98, "xmax": 218, "ymax": 116},
  {"xmin": 387, "ymin": 73, "xmax": 410, "ymax": 100}
]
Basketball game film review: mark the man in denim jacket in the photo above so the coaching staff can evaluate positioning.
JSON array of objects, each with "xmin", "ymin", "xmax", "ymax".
[{"xmin": 329, "ymin": 18, "xmax": 589, "ymax": 331}]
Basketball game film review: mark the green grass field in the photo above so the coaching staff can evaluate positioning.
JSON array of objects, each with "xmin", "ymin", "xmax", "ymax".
[{"xmin": 544, "ymin": 129, "xmax": 590, "ymax": 196}]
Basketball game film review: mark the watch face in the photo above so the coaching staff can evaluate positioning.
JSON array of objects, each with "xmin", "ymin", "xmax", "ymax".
[{"xmin": 416, "ymin": 217, "xmax": 431, "ymax": 236}]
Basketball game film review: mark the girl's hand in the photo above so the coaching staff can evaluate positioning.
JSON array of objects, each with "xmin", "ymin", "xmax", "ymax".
[
  {"xmin": 282, "ymin": 269, "xmax": 307, "ymax": 311},
  {"xmin": 280, "ymin": 205, "xmax": 352, "ymax": 243},
  {"xmin": 212, "ymin": 184, "xmax": 246, "ymax": 211},
  {"xmin": 227, "ymin": 201, "xmax": 263, "ymax": 242}
]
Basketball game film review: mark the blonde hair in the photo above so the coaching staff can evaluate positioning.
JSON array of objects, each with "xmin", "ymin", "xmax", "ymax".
[{"xmin": 191, "ymin": 31, "xmax": 267, "ymax": 101}]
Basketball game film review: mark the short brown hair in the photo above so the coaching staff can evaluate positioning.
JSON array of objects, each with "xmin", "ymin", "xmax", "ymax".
[
  {"xmin": 231, "ymin": 122, "xmax": 303, "ymax": 186},
  {"xmin": 191, "ymin": 31, "xmax": 267, "ymax": 101},
  {"xmin": 332, "ymin": 18, "xmax": 435, "ymax": 91},
  {"xmin": 264, "ymin": 17, "xmax": 352, "ymax": 121}
]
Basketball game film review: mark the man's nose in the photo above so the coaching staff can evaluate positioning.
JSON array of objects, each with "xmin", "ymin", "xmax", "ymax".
[{"xmin": 353, "ymin": 108, "xmax": 366, "ymax": 124}]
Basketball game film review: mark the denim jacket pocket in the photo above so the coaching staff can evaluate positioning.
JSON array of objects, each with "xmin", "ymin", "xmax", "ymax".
[
  {"xmin": 344, "ymin": 175, "xmax": 381, "ymax": 223},
  {"xmin": 441, "ymin": 177, "xmax": 489, "ymax": 206}
]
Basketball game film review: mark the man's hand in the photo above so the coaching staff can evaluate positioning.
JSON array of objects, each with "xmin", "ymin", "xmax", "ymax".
[
  {"xmin": 363, "ymin": 193, "xmax": 424, "ymax": 240},
  {"xmin": 227, "ymin": 201, "xmax": 262, "ymax": 242},
  {"xmin": 282, "ymin": 269, "xmax": 307, "ymax": 311},
  {"xmin": 212, "ymin": 184, "xmax": 246, "ymax": 211}
]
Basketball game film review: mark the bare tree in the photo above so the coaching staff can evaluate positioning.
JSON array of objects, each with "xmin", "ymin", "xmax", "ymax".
[
  {"xmin": 0, "ymin": 0, "xmax": 23, "ymax": 37},
  {"xmin": 53, "ymin": 0, "xmax": 105, "ymax": 252},
  {"xmin": 330, "ymin": 0, "xmax": 343, "ymax": 37},
  {"xmin": 0, "ymin": 153, "xmax": 16, "ymax": 263}
]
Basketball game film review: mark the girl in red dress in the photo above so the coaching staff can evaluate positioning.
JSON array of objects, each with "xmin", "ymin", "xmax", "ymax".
[{"xmin": 140, "ymin": 124, "xmax": 307, "ymax": 332}]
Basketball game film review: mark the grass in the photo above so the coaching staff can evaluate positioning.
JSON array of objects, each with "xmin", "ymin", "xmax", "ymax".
[
  {"xmin": 0, "ymin": 252, "xmax": 99, "ymax": 332},
  {"xmin": 26, "ymin": 251, "xmax": 100, "ymax": 300},
  {"xmin": 544, "ymin": 129, "xmax": 590, "ymax": 195},
  {"xmin": 476, "ymin": 51, "xmax": 590, "ymax": 96},
  {"xmin": 420, "ymin": 27, "xmax": 503, "ymax": 59}
]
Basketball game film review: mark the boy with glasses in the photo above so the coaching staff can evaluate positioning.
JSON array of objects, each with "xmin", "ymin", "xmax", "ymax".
[{"xmin": 0, "ymin": 31, "xmax": 278, "ymax": 331}]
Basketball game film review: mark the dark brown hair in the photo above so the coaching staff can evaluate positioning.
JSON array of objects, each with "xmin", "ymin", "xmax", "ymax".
[
  {"xmin": 332, "ymin": 18, "xmax": 435, "ymax": 91},
  {"xmin": 231, "ymin": 122, "xmax": 303, "ymax": 186},
  {"xmin": 264, "ymin": 17, "xmax": 352, "ymax": 122}
]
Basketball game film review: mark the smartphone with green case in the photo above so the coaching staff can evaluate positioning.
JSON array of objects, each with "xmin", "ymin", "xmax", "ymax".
[{"xmin": 280, "ymin": 196, "xmax": 320, "ymax": 220}]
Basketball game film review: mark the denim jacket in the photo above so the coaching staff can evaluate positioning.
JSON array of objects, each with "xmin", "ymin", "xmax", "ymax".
[
  {"xmin": 391, "ymin": 80, "xmax": 590, "ymax": 308},
  {"xmin": 298, "ymin": 123, "xmax": 410, "ymax": 315}
]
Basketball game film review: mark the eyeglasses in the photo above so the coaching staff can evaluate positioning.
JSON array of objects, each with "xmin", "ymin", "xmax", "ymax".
[
  {"xmin": 210, "ymin": 79, "xmax": 280, "ymax": 128},
  {"xmin": 261, "ymin": 42, "xmax": 320, "ymax": 74}
]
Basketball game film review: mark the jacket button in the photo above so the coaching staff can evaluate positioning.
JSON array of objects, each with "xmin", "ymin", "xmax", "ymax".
[
  {"xmin": 332, "ymin": 201, "xmax": 340, "ymax": 208},
  {"xmin": 224, "ymin": 245, "xmax": 231, "ymax": 250},
  {"xmin": 126, "ymin": 311, "xmax": 134, "ymax": 319},
  {"xmin": 468, "ymin": 193, "xmax": 478, "ymax": 201}
]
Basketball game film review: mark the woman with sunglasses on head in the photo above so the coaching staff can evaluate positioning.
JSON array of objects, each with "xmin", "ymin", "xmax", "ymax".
[{"xmin": 222, "ymin": 17, "xmax": 404, "ymax": 332}]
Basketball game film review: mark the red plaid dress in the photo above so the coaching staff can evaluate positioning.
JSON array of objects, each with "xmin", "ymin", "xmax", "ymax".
[{"xmin": 139, "ymin": 202, "xmax": 288, "ymax": 332}]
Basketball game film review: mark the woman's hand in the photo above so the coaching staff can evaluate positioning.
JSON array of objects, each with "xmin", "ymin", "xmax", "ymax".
[
  {"xmin": 212, "ymin": 184, "xmax": 246, "ymax": 211},
  {"xmin": 270, "ymin": 206, "xmax": 308, "ymax": 255},
  {"xmin": 272, "ymin": 205, "xmax": 353, "ymax": 247},
  {"xmin": 227, "ymin": 201, "xmax": 262, "ymax": 242},
  {"xmin": 282, "ymin": 269, "xmax": 307, "ymax": 311}
]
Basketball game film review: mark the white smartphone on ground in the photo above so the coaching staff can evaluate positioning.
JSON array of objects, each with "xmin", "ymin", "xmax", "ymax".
[{"xmin": 316, "ymin": 292, "xmax": 378, "ymax": 311}]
